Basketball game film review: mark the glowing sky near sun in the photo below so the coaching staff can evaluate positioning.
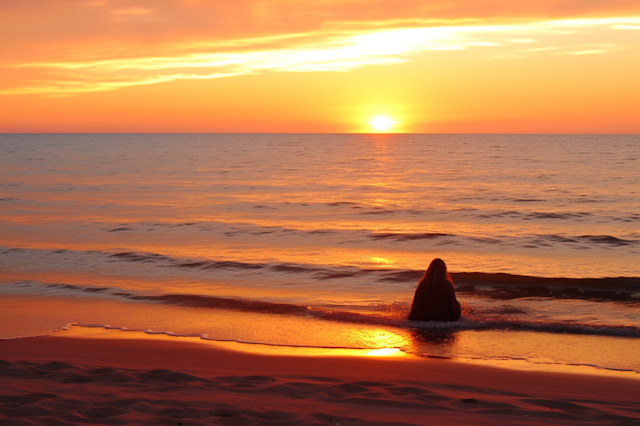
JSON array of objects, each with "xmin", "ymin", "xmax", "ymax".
[{"xmin": 0, "ymin": 1, "xmax": 639, "ymax": 133}]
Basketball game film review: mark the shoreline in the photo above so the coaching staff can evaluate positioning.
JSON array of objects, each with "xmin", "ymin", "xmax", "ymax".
[
  {"xmin": 3, "ymin": 324, "xmax": 640, "ymax": 379},
  {"xmin": 2, "ymin": 327, "xmax": 639, "ymax": 425}
]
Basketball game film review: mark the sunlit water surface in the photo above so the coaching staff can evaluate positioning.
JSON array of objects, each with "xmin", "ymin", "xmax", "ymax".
[{"xmin": 1, "ymin": 134, "xmax": 638, "ymax": 374}]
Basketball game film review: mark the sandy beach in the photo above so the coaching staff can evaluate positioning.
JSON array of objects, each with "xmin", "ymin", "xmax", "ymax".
[{"xmin": 1, "ymin": 328, "xmax": 639, "ymax": 426}]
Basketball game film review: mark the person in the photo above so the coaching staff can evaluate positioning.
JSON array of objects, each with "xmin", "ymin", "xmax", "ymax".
[{"xmin": 408, "ymin": 258, "xmax": 461, "ymax": 321}]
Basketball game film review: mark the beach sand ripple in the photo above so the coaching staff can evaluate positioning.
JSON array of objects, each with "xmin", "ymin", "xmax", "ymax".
[{"xmin": 2, "ymin": 356, "xmax": 639, "ymax": 426}]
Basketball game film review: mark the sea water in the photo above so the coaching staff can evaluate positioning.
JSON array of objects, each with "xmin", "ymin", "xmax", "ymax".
[{"xmin": 1, "ymin": 134, "xmax": 638, "ymax": 373}]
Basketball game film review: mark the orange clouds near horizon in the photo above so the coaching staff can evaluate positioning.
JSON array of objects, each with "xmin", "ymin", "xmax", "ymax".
[{"xmin": 1, "ymin": 0, "xmax": 639, "ymax": 133}]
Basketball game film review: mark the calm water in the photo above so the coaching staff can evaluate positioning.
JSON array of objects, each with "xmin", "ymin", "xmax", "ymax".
[{"xmin": 1, "ymin": 134, "xmax": 639, "ymax": 373}]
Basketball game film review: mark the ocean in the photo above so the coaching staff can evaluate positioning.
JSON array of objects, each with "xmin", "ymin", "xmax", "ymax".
[{"xmin": 1, "ymin": 133, "xmax": 638, "ymax": 373}]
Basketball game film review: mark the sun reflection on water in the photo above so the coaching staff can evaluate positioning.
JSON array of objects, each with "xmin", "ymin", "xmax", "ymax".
[
  {"xmin": 368, "ymin": 256, "xmax": 395, "ymax": 267},
  {"xmin": 365, "ymin": 348, "xmax": 402, "ymax": 356}
]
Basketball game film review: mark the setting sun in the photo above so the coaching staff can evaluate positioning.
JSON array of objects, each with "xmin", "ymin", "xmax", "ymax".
[{"xmin": 369, "ymin": 116, "xmax": 394, "ymax": 132}]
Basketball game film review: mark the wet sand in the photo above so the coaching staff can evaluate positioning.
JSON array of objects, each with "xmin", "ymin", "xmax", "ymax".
[{"xmin": 1, "ymin": 328, "xmax": 639, "ymax": 425}]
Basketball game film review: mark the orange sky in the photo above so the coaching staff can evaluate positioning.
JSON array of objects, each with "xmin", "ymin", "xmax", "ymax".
[{"xmin": 1, "ymin": 0, "xmax": 639, "ymax": 133}]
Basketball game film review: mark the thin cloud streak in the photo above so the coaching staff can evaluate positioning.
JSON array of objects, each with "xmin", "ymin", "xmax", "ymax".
[{"xmin": 3, "ymin": 17, "xmax": 639, "ymax": 95}]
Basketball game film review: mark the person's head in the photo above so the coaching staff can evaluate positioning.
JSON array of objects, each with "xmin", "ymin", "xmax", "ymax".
[{"xmin": 425, "ymin": 258, "xmax": 448, "ymax": 282}]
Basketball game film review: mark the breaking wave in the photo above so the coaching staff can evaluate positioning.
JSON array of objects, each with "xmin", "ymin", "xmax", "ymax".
[{"xmin": 8, "ymin": 282, "xmax": 640, "ymax": 339}]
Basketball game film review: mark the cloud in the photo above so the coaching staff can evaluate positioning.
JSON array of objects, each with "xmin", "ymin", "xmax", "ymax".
[
  {"xmin": 3, "ymin": 17, "xmax": 640, "ymax": 95},
  {"xmin": 3, "ymin": 0, "xmax": 639, "ymax": 52},
  {"xmin": 1, "ymin": 0, "xmax": 639, "ymax": 95}
]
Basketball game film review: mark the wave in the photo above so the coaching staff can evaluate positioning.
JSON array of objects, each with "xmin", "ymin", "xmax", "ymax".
[
  {"xmin": 5, "ymin": 211, "xmax": 632, "ymax": 250},
  {"xmin": 3, "ymin": 244, "xmax": 640, "ymax": 296},
  {"xmin": 368, "ymin": 231, "xmax": 638, "ymax": 247},
  {"xmin": 14, "ymin": 283, "xmax": 640, "ymax": 339},
  {"xmin": 107, "ymin": 250, "xmax": 640, "ymax": 295},
  {"xmin": 111, "ymin": 293, "xmax": 640, "ymax": 337},
  {"xmin": 409, "ymin": 317, "xmax": 640, "ymax": 338},
  {"xmin": 452, "ymin": 273, "xmax": 640, "ymax": 296},
  {"xmin": 69, "ymin": 309, "xmax": 640, "ymax": 340},
  {"xmin": 98, "ymin": 218, "xmax": 640, "ymax": 247}
]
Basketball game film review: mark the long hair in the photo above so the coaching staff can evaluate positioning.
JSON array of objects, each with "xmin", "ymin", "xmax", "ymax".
[
  {"xmin": 419, "ymin": 258, "xmax": 449, "ymax": 288},
  {"xmin": 408, "ymin": 258, "xmax": 452, "ymax": 320}
]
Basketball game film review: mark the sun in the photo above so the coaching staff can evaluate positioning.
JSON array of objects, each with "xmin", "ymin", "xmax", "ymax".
[{"xmin": 369, "ymin": 115, "xmax": 394, "ymax": 132}]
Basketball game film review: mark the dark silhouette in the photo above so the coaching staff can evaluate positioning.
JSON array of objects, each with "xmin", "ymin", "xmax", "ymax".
[{"xmin": 408, "ymin": 258, "xmax": 461, "ymax": 321}]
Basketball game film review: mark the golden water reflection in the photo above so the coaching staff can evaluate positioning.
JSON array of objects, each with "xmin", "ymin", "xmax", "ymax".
[{"xmin": 365, "ymin": 348, "xmax": 402, "ymax": 356}]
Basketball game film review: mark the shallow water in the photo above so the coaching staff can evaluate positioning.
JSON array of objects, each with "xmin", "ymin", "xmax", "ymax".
[{"xmin": 1, "ymin": 134, "xmax": 638, "ymax": 373}]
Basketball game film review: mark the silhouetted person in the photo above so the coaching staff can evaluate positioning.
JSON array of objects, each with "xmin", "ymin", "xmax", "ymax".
[{"xmin": 408, "ymin": 258, "xmax": 461, "ymax": 321}]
